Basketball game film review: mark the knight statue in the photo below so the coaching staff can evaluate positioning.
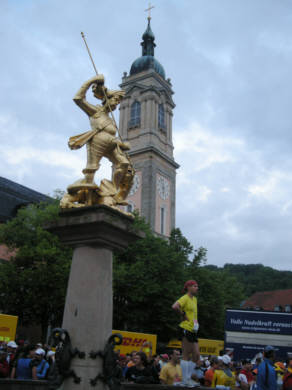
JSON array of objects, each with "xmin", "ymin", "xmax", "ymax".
[{"xmin": 60, "ymin": 74, "xmax": 134, "ymax": 211}]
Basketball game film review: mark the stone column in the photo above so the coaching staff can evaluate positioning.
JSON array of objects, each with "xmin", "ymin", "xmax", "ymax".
[{"xmin": 47, "ymin": 205, "xmax": 144, "ymax": 390}]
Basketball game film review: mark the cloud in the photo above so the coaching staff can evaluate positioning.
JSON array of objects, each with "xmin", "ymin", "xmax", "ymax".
[{"xmin": 1, "ymin": 0, "xmax": 292, "ymax": 270}]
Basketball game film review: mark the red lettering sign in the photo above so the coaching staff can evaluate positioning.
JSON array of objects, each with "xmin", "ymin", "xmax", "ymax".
[{"xmin": 0, "ymin": 327, "xmax": 10, "ymax": 332}]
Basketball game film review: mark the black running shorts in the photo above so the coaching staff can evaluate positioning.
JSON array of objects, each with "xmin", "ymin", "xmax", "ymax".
[{"xmin": 179, "ymin": 327, "xmax": 198, "ymax": 343}]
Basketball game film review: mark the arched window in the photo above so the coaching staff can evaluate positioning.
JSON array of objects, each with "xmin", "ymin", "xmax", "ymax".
[
  {"xmin": 158, "ymin": 104, "xmax": 165, "ymax": 130},
  {"xmin": 129, "ymin": 101, "xmax": 141, "ymax": 128}
]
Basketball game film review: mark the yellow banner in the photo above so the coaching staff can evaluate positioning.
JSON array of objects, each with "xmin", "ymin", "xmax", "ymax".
[
  {"xmin": 0, "ymin": 314, "xmax": 18, "ymax": 342},
  {"xmin": 167, "ymin": 338, "xmax": 224, "ymax": 356},
  {"xmin": 112, "ymin": 330, "xmax": 157, "ymax": 355}
]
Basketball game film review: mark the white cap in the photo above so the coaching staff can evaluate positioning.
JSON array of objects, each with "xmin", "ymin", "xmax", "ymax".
[
  {"xmin": 35, "ymin": 348, "xmax": 45, "ymax": 356},
  {"xmin": 221, "ymin": 355, "xmax": 231, "ymax": 365},
  {"xmin": 7, "ymin": 341, "xmax": 18, "ymax": 348}
]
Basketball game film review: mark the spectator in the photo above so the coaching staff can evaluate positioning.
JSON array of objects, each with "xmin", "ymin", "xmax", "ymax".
[
  {"xmin": 204, "ymin": 357, "xmax": 219, "ymax": 387},
  {"xmin": 11, "ymin": 344, "xmax": 35, "ymax": 380},
  {"xmin": 159, "ymin": 349, "xmax": 182, "ymax": 385},
  {"xmin": 140, "ymin": 341, "xmax": 153, "ymax": 360},
  {"xmin": 125, "ymin": 351, "xmax": 154, "ymax": 383},
  {"xmin": 191, "ymin": 359, "xmax": 205, "ymax": 385},
  {"xmin": 150, "ymin": 355, "xmax": 161, "ymax": 384},
  {"xmin": 283, "ymin": 358, "xmax": 292, "ymax": 390},
  {"xmin": 118, "ymin": 354, "xmax": 128, "ymax": 378},
  {"xmin": 212, "ymin": 354, "xmax": 236, "ymax": 388},
  {"xmin": 251, "ymin": 369, "xmax": 258, "ymax": 390},
  {"xmin": 256, "ymin": 346, "xmax": 277, "ymax": 390},
  {"xmin": 31, "ymin": 348, "xmax": 49, "ymax": 380},
  {"xmin": 6, "ymin": 341, "xmax": 17, "ymax": 369},
  {"xmin": 254, "ymin": 355, "xmax": 263, "ymax": 370},
  {"xmin": 0, "ymin": 351, "xmax": 9, "ymax": 378},
  {"xmin": 159, "ymin": 354, "xmax": 169, "ymax": 369},
  {"xmin": 274, "ymin": 362, "xmax": 285, "ymax": 390},
  {"xmin": 238, "ymin": 359, "xmax": 254, "ymax": 390},
  {"xmin": 127, "ymin": 351, "xmax": 137, "ymax": 368}
]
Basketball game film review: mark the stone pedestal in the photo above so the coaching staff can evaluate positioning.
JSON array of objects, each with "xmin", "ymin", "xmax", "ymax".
[{"xmin": 47, "ymin": 205, "xmax": 144, "ymax": 390}]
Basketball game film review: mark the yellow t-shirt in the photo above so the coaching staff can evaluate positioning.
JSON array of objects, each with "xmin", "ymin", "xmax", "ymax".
[
  {"xmin": 160, "ymin": 362, "xmax": 182, "ymax": 385},
  {"xmin": 212, "ymin": 369, "xmax": 236, "ymax": 388},
  {"xmin": 178, "ymin": 294, "xmax": 198, "ymax": 332}
]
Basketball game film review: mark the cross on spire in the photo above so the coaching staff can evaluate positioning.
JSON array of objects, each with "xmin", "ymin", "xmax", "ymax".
[{"xmin": 145, "ymin": 2, "xmax": 154, "ymax": 21}]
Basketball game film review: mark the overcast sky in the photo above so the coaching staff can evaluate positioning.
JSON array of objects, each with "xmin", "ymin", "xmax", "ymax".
[{"xmin": 1, "ymin": 0, "xmax": 292, "ymax": 270}]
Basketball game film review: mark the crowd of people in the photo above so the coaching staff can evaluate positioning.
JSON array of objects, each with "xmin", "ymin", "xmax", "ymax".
[
  {"xmin": 0, "ymin": 338, "xmax": 292, "ymax": 389},
  {"xmin": 1, "ymin": 278, "xmax": 292, "ymax": 390},
  {"xmin": 0, "ymin": 340, "xmax": 53, "ymax": 380},
  {"xmin": 114, "ymin": 344, "xmax": 292, "ymax": 389}
]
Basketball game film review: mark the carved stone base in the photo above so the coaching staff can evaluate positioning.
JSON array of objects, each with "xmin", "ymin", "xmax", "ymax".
[{"xmin": 46, "ymin": 206, "xmax": 144, "ymax": 390}]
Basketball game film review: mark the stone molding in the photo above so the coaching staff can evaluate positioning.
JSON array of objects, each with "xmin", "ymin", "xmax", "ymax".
[{"xmin": 46, "ymin": 205, "xmax": 145, "ymax": 250}]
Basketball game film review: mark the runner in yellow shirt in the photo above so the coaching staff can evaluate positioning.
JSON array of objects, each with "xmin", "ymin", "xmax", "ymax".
[
  {"xmin": 212, "ymin": 355, "xmax": 236, "ymax": 388},
  {"xmin": 172, "ymin": 280, "xmax": 199, "ymax": 385},
  {"xmin": 159, "ymin": 350, "xmax": 182, "ymax": 385}
]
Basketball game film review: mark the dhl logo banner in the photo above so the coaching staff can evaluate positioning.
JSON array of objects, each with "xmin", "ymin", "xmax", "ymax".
[
  {"xmin": 0, "ymin": 314, "xmax": 18, "ymax": 342},
  {"xmin": 112, "ymin": 330, "xmax": 157, "ymax": 355}
]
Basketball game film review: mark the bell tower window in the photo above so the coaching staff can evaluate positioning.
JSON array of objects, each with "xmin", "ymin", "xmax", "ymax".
[
  {"xmin": 160, "ymin": 206, "xmax": 165, "ymax": 234},
  {"xmin": 129, "ymin": 101, "xmax": 141, "ymax": 128},
  {"xmin": 158, "ymin": 104, "xmax": 165, "ymax": 130}
]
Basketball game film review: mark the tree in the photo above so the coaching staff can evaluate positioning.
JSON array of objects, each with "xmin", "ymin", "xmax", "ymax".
[
  {"xmin": 113, "ymin": 220, "xmax": 244, "ymax": 342},
  {"xmin": 113, "ymin": 222, "xmax": 188, "ymax": 342},
  {"xmin": 0, "ymin": 200, "xmax": 72, "ymax": 338}
]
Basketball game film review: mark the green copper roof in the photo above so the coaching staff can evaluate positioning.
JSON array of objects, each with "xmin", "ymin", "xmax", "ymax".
[
  {"xmin": 130, "ymin": 20, "xmax": 165, "ymax": 79},
  {"xmin": 130, "ymin": 56, "xmax": 165, "ymax": 79}
]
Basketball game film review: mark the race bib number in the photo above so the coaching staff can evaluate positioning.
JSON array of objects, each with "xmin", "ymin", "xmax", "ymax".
[{"xmin": 193, "ymin": 320, "xmax": 199, "ymax": 332}]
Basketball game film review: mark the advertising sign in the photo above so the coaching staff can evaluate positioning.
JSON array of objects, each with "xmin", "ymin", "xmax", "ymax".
[
  {"xmin": 225, "ymin": 342, "xmax": 292, "ymax": 361},
  {"xmin": 225, "ymin": 309, "xmax": 292, "ymax": 360},
  {"xmin": 225, "ymin": 309, "xmax": 292, "ymax": 335},
  {"xmin": 0, "ymin": 314, "xmax": 18, "ymax": 342},
  {"xmin": 112, "ymin": 330, "xmax": 157, "ymax": 355}
]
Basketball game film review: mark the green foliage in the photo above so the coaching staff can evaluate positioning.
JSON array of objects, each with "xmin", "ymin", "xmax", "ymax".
[
  {"xmin": 0, "ymin": 201, "xmax": 71, "ymax": 336},
  {"xmin": 113, "ymin": 221, "xmax": 187, "ymax": 341},
  {"xmin": 113, "ymin": 218, "xmax": 244, "ymax": 341},
  {"xmin": 206, "ymin": 263, "xmax": 292, "ymax": 298},
  {"xmin": 2, "ymin": 204, "xmax": 276, "ymax": 344}
]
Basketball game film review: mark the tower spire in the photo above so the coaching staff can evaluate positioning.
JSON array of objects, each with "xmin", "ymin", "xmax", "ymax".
[{"xmin": 141, "ymin": 13, "xmax": 156, "ymax": 56}]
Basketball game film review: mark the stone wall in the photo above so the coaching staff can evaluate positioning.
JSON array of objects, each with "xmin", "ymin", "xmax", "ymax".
[
  {"xmin": 0, "ymin": 379, "xmax": 49, "ymax": 390},
  {"xmin": 0, "ymin": 379, "xmax": 210, "ymax": 390}
]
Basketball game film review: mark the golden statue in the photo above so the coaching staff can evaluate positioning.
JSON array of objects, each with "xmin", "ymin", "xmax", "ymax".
[{"xmin": 60, "ymin": 74, "xmax": 134, "ymax": 211}]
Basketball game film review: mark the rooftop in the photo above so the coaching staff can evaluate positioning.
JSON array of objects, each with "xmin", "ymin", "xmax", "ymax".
[
  {"xmin": 242, "ymin": 289, "xmax": 292, "ymax": 312},
  {"xmin": 0, "ymin": 176, "xmax": 50, "ymax": 223}
]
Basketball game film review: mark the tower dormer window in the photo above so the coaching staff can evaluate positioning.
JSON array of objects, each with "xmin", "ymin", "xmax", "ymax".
[
  {"xmin": 158, "ymin": 104, "xmax": 165, "ymax": 130},
  {"xmin": 129, "ymin": 101, "xmax": 141, "ymax": 128}
]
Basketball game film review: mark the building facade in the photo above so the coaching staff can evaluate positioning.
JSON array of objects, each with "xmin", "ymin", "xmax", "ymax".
[{"xmin": 119, "ymin": 19, "xmax": 179, "ymax": 236}]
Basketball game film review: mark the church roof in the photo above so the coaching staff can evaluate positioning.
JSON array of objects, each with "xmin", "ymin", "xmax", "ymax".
[
  {"xmin": 0, "ymin": 176, "xmax": 51, "ymax": 223},
  {"xmin": 130, "ymin": 19, "xmax": 166, "ymax": 79}
]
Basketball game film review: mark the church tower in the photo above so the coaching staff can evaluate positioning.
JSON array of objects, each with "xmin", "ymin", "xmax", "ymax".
[{"xmin": 119, "ymin": 17, "xmax": 179, "ymax": 236}]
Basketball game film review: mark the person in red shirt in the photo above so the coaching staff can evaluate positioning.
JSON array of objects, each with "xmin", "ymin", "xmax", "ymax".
[
  {"xmin": 283, "ymin": 358, "xmax": 292, "ymax": 390},
  {"xmin": 204, "ymin": 357, "xmax": 219, "ymax": 387},
  {"xmin": 238, "ymin": 359, "xmax": 254, "ymax": 390},
  {"xmin": 0, "ymin": 351, "xmax": 10, "ymax": 378}
]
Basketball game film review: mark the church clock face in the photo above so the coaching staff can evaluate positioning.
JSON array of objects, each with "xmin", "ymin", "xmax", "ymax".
[
  {"xmin": 157, "ymin": 176, "xmax": 169, "ymax": 200},
  {"xmin": 129, "ymin": 174, "xmax": 140, "ymax": 196}
]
